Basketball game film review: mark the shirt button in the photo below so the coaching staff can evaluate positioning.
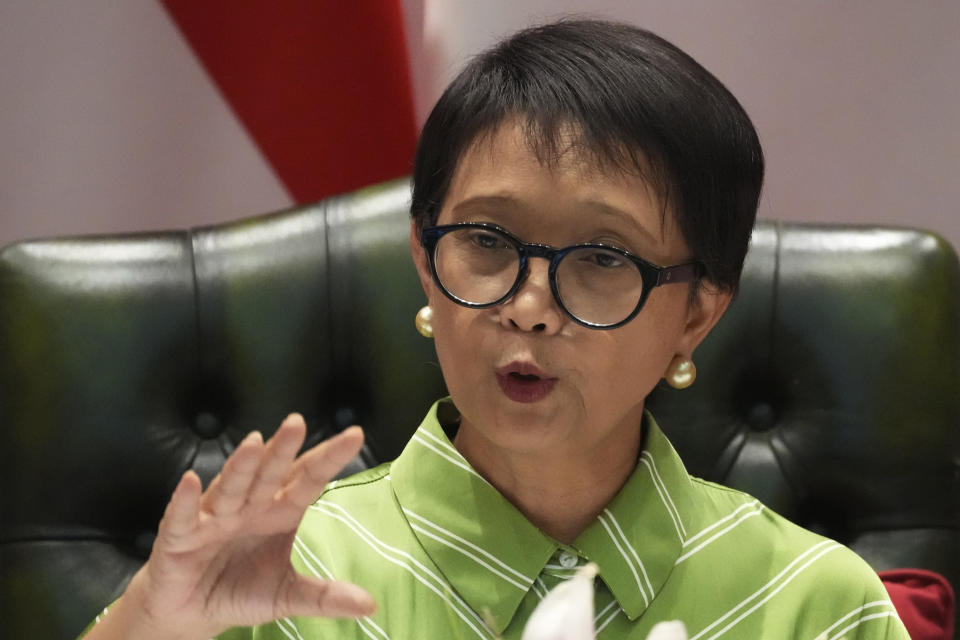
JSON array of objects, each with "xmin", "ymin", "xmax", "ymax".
[{"xmin": 558, "ymin": 551, "xmax": 578, "ymax": 569}]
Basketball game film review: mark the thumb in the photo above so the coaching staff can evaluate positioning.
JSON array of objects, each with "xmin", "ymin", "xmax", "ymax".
[{"xmin": 280, "ymin": 575, "xmax": 377, "ymax": 619}]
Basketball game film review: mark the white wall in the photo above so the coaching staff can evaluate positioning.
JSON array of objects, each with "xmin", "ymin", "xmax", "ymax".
[
  {"xmin": 407, "ymin": 1, "xmax": 960, "ymax": 250},
  {"xmin": 2, "ymin": 1, "xmax": 958, "ymax": 253},
  {"xmin": 0, "ymin": 0, "xmax": 291, "ymax": 247}
]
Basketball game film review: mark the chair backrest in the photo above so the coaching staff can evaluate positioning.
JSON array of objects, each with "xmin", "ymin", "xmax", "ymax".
[{"xmin": 1, "ymin": 178, "xmax": 957, "ymax": 638}]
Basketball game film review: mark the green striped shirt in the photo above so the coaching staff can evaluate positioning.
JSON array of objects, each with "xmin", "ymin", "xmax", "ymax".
[
  {"xmin": 218, "ymin": 398, "xmax": 908, "ymax": 639},
  {"xmin": 86, "ymin": 398, "xmax": 909, "ymax": 639}
]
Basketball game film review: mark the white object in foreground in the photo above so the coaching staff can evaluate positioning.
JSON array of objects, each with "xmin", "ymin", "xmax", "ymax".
[
  {"xmin": 521, "ymin": 563, "xmax": 599, "ymax": 640},
  {"xmin": 645, "ymin": 621, "xmax": 689, "ymax": 640},
  {"xmin": 520, "ymin": 561, "xmax": 689, "ymax": 640}
]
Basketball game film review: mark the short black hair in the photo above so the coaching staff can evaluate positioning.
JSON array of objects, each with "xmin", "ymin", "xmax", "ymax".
[{"xmin": 410, "ymin": 19, "xmax": 764, "ymax": 293}]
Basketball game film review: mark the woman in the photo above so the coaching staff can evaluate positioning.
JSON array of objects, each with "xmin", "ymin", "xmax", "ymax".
[{"xmin": 83, "ymin": 19, "xmax": 908, "ymax": 639}]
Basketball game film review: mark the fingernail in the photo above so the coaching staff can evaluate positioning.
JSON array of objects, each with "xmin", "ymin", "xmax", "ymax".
[
  {"xmin": 343, "ymin": 583, "xmax": 376, "ymax": 616},
  {"xmin": 355, "ymin": 592, "xmax": 377, "ymax": 616}
]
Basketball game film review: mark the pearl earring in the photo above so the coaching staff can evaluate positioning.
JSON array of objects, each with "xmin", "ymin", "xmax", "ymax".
[
  {"xmin": 415, "ymin": 306, "xmax": 434, "ymax": 338},
  {"xmin": 665, "ymin": 356, "xmax": 696, "ymax": 389}
]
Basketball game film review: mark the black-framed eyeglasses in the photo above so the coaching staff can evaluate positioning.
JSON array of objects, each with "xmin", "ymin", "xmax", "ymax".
[{"xmin": 420, "ymin": 222, "xmax": 702, "ymax": 330}]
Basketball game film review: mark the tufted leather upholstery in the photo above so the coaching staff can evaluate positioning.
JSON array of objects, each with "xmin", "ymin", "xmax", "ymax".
[{"xmin": 1, "ymin": 178, "xmax": 958, "ymax": 638}]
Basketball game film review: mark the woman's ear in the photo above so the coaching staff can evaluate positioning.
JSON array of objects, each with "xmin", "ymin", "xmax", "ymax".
[
  {"xmin": 410, "ymin": 221, "xmax": 434, "ymax": 296},
  {"xmin": 677, "ymin": 285, "xmax": 733, "ymax": 356}
]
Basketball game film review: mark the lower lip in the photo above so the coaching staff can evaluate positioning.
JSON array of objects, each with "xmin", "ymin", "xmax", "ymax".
[{"xmin": 496, "ymin": 373, "xmax": 557, "ymax": 403}]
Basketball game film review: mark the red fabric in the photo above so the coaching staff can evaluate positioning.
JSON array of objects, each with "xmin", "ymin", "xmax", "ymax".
[
  {"xmin": 160, "ymin": 0, "xmax": 417, "ymax": 203},
  {"xmin": 879, "ymin": 569, "xmax": 955, "ymax": 640}
]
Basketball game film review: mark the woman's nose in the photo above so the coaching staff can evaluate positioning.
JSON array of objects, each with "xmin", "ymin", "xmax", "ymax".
[{"xmin": 499, "ymin": 259, "xmax": 565, "ymax": 333}]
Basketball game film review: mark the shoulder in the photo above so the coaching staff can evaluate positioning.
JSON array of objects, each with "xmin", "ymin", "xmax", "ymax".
[
  {"xmin": 671, "ymin": 479, "xmax": 906, "ymax": 638},
  {"xmin": 299, "ymin": 461, "xmax": 400, "ymax": 537},
  {"xmin": 295, "ymin": 460, "xmax": 430, "ymax": 578},
  {"xmin": 321, "ymin": 461, "xmax": 393, "ymax": 500},
  {"xmin": 684, "ymin": 476, "xmax": 882, "ymax": 587},
  {"xmin": 288, "ymin": 461, "xmax": 466, "ymax": 639}
]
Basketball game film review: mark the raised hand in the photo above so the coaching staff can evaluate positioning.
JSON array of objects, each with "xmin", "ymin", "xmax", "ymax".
[{"xmin": 85, "ymin": 415, "xmax": 376, "ymax": 640}]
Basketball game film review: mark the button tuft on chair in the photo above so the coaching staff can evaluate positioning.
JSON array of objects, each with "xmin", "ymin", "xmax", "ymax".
[
  {"xmin": 746, "ymin": 402, "xmax": 776, "ymax": 431},
  {"xmin": 335, "ymin": 407, "xmax": 360, "ymax": 429},
  {"xmin": 193, "ymin": 411, "xmax": 224, "ymax": 438}
]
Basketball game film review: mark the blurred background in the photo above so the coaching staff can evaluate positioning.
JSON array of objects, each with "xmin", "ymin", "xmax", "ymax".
[{"xmin": 1, "ymin": 0, "xmax": 958, "ymax": 250}]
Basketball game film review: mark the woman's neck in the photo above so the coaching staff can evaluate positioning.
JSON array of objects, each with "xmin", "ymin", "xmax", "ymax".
[{"xmin": 452, "ymin": 421, "xmax": 643, "ymax": 545}]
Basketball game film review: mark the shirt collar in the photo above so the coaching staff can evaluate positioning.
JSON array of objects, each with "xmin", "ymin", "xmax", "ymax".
[
  {"xmin": 390, "ymin": 399, "xmax": 692, "ymax": 631},
  {"xmin": 572, "ymin": 411, "xmax": 692, "ymax": 620},
  {"xmin": 391, "ymin": 399, "xmax": 557, "ymax": 634}
]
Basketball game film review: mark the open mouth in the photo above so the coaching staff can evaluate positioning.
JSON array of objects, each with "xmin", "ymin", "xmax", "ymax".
[
  {"xmin": 495, "ymin": 362, "xmax": 556, "ymax": 403},
  {"xmin": 496, "ymin": 361, "xmax": 550, "ymax": 379}
]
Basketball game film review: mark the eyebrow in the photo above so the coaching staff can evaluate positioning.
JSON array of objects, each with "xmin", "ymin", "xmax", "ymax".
[
  {"xmin": 450, "ymin": 195, "xmax": 526, "ymax": 219},
  {"xmin": 450, "ymin": 194, "xmax": 661, "ymax": 245}
]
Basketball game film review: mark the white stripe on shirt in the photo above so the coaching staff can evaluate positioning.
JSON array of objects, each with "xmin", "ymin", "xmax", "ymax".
[
  {"xmin": 291, "ymin": 538, "xmax": 391, "ymax": 640},
  {"xmin": 411, "ymin": 435, "xmax": 487, "ymax": 481},
  {"xmin": 690, "ymin": 541, "xmax": 842, "ymax": 640},
  {"xmin": 603, "ymin": 507, "xmax": 657, "ymax": 599},
  {"xmin": 310, "ymin": 501, "xmax": 495, "ymax": 640},
  {"xmin": 825, "ymin": 612, "xmax": 900, "ymax": 640},
  {"xmin": 675, "ymin": 504, "xmax": 765, "ymax": 565},
  {"xmin": 409, "ymin": 521, "xmax": 530, "ymax": 591},
  {"xmin": 597, "ymin": 512, "xmax": 652, "ymax": 606},
  {"xmin": 811, "ymin": 600, "xmax": 898, "ymax": 640},
  {"xmin": 640, "ymin": 452, "xmax": 686, "ymax": 541},
  {"xmin": 403, "ymin": 507, "xmax": 534, "ymax": 585},
  {"xmin": 683, "ymin": 500, "xmax": 761, "ymax": 547}
]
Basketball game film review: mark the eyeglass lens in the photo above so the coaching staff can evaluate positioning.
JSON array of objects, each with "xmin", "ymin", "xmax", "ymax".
[{"xmin": 432, "ymin": 226, "xmax": 646, "ymax": 326}]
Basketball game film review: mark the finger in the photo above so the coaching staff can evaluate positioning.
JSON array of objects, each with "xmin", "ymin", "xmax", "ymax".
[
  {"xmin": 244, "ymin": 414, "xmax": 309, "ymax": 508},
  {"xmin": 279, "ymin": 426, "xmax": 365, "ymax": 507},
  {"xmin": 157, "ymin": 469, "xmax": 202, "ymax": 547},
  {"xmin": 202, "ymin": 430, "xmax": 265, "ymax": 516},
  {"xmin": 281, "ymin": 575, "xmax": 376, "ymax": 619}
]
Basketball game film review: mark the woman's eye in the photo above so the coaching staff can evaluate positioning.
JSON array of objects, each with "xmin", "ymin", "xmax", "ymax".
[
  {"xmin": 586, "ymin": 251, "xmax": 624, "ymax": 268},
  {"xmin": 470, "ymin": 231, "xmax": 508, "ymax": 249}
]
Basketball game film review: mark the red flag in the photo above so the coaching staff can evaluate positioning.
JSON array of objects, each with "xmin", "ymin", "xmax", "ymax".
[{"xmin": 161, "ymin": 1, "xmax": 418, "ymax": 203}]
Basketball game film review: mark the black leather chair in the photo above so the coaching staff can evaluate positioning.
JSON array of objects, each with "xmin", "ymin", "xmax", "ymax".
[{"xmin": 1, "ymin": 178, "xmax": 958, "ymax": 638}]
